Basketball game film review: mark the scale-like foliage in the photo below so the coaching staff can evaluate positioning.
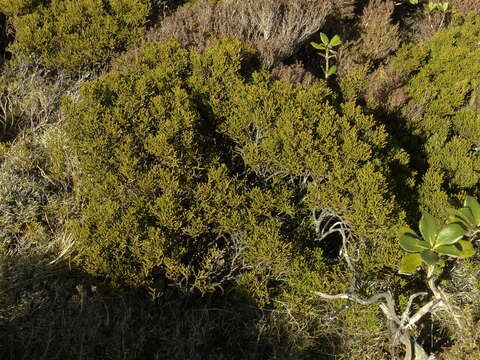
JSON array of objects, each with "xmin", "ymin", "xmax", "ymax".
[
  {"xmin": 391, "ymin": 13, "xmax": 480, "ymax": 216},
  {"xmin": 6, "ymin": 0, "xmax": 149, "ymax": 73},
  {"xmin": 66, "ymin": 37, "xmax": 406, "ymax": 296},
  {"xmin": 65, "ymin": 40, "xmax": 296, "ymax": 293}
]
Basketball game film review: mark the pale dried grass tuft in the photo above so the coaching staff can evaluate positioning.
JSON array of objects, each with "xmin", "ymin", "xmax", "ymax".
[
  {"xmin": 450, "ymin": 0, "xmax": 480, "ymax": 14},
  {"xmin": 148, "ymin": 0, "xmax": 334, "ymax": 67}
]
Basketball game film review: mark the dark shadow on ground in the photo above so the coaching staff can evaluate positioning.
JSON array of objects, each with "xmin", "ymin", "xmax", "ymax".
[{"xmin": 0, "ymin": 260, "xmax": 274, "ymax": 360}]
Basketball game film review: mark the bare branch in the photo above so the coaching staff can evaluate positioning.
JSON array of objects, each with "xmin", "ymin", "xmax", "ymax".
[
  {"xmin": 401, "ymin": 292, "xmax": 428, "ymax": 324},
  {"xmin": 407, "ymin": 299, "xmax": 442, "ymax": 329},
  {"xmin": 312, "ymin": 290, "xmax": 391, "ymax": 306}
]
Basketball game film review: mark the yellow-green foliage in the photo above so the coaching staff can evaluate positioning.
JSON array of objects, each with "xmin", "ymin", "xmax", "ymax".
[
  {"xmin": 64, "ymin": 40, "xmax": 295, "ymax": 293},
  {"xmin": 391, "ymin": 13, "xmax": 480, "ymax": 217},
  {"xmin": 0, "ymin": 0, "xmax": 45, "ymax": 16},
  {"xmin": 194, "ymin": 52, "xmax": 407, "ymax": 270},
  {"xmin": 5, "ymin": 0, "xmax": 149, "ymax": 73},
  {"xmin": 66, "ymin": 37, "xmax": 405, "ymax": 303}
]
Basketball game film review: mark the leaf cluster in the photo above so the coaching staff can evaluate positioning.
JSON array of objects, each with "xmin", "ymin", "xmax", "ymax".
[
  {"xmin": 399, "ymin": 196, "xmax": 479, "ymax": 274},
  {"xmin": 311, "ymin": 32, "xmax": 342, "ymax": 78}
]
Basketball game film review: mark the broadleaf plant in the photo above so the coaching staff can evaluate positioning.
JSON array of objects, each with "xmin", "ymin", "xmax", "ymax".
[
  {"xmin": 448, "ymin": 195, "xmax": 480, "ymax": 231},
  {"xmin": 398, "ymin": 196, "xmax": 479, "ymax": 275},
  {"xmin": 311, "ymin": 32, "xmax": 342, "ymax": 80}
]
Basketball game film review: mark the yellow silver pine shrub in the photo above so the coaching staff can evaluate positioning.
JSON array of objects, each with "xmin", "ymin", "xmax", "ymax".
[
  {"xmin": 391, "ymin": 12, "xmax": 480, "ymax": 217},
  {"xmin": 64, "ymin": 40, "xmax": 296, "ymax": 293},
  {"xmin": 63, "ymin": 38, "xmax": 412, "ymax": 357},
  {"xmin": 3, "ymin": 0, "xmax": 149, "ymax": 73}
]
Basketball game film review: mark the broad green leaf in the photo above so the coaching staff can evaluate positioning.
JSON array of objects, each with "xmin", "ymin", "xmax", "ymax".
[
  {"xmin": 399, "ymin": 233, "xmax": 430, "ymax": 252},
  {"xmin": 435, "ymin": 223, "xmax": 465, "ymax": 246},
  {"xmin": 320, "ymin": 32, "xmax": 329, "ymax": 45},
  {"xmin": 447, "ymin": 208, "xmax": 474, "ymax": 228},
  {"xmin": 435, "ymin": 244, "xmax": 462, "ymax": 257},
  {"xmin": 421, "ymin": 249, "xmax": 440, "ymax": 266},
  {"xmin": 326, "ymin": 65, "xmax": 337, "ymax": 77},
  {"xmin": 398, "ymin": 225, "xmax": 418, "ymax": 239},
  {"xmin": 460, "ymin": 207, "xmax": 476, "ymax": 225},
  {"xmin": 419, "ymin": 212, "xmax": 439, "ymax": 245},
  {"xmin": 465, "ymin": 196, "xmax": 480, "ymax": 226},
  {"xmin": 399, "ymin": 253, "xmax": 423, "ymax": 275},
  {"xmin": 311, "ymin": 42, "xmax": 326, "ymax": 50},
  {"xmin": 437, "ymin": 241, "xmax": 475, "ymax": 258},
  {"xmin": 456, "ymin": 240, "xmax": 475, "ymax": 258},
  {"xmin": 425, "ymin": 2, "xmax": 437, "ymax": 11},
  {"xmin": 329, "ymin": 35, "xmax": 342, "ymax": 47}
]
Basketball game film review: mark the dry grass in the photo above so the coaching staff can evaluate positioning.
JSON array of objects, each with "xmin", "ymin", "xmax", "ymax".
[
  {"xmin": 450, "ymin": 0, "xmax": 480, "ymax": 14},
  {"xmin": 0, "ymin": 260, "xmax": 274, "ymax": 360},
  {"xmin": 148, "ymin": 0, "xmax": 334, "ymax": 67},
  {"xmin": 0, "ymin": 63, "xmax": 84, "ymax": 142},
  {"xmin": 0, "ymin": 126, "xmax": 77, "ymax": 265}
]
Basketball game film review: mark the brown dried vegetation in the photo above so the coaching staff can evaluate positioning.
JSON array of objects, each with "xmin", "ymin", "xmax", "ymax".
[
  {"xmin": 270, "ymin": 62, "xmax": 315, "ymax": 87},
  {"xmin": 338, "ymin": 0, "xmax": 400, "ymax": 76},
  {"xmin": 332, "ymin": 0, "xmax": 357, "ymax": 19},
  {"xmin": 450, "ymin": 0, "xmax": 480, "ymax": 14},
  {"xmin": 364, "ymin": 65, "xmax": 406, "ymax": 112},
  {"xmin": 408, "ymin": 11, "xmax": 450, "ymax": 41},
  {"xmin": 148, "ymin": 0, "xmax": 334, "ymax": 67}
]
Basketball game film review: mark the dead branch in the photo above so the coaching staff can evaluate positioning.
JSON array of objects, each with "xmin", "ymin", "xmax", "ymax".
[{"xmin": 312, "ymin": 289, "xmax": 436, "ymax": 360}]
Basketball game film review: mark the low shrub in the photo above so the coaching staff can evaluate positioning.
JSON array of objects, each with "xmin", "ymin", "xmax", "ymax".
[
  {"xmin": 0, "ymin": 0, "xmax": 46, "ymax": 16},
  {"xmin": 63, "ymin": 41, "xmax": 412, "ymax": 359},
  {"xmin": 338, "ymin": 0, "xmax": 400, "ymax": 76},
  {"xmin": 390, "ymin": 12, "xmax": 480, "ymax": 216},
  {"xmin": 5, "ymin": 0, "xmax": 149, "ymax": 74},
  {"xmin": 65, "ymin": 39, "xmax": 295, "ymax": 294}
]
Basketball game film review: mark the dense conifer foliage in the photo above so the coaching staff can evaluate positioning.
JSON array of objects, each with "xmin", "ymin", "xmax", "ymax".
[
  {"xmin": 1, "ymin": 1, "xmax": 479, "ymax": 359},
  {"xmin": 4, "ymin": 0, "xmax": 149, "ymax": 73},
  {"xmin": 391, "ymin": 13, "xmax": 480, "ymax": 217}
]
